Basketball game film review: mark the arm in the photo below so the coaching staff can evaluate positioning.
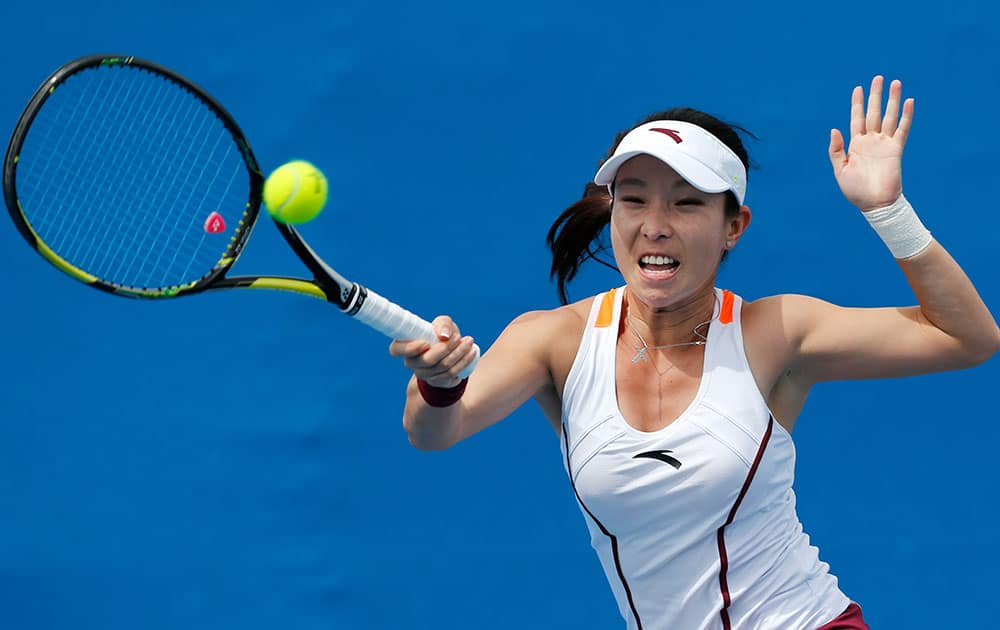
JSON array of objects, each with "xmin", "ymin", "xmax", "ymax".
[
  {"xmin": 786, "ymin": 76, "xmax": 1000, "ymax": 384},
  {"xmin": 389, "ymin": 308, "xmax": 570, "ymax": 451}
]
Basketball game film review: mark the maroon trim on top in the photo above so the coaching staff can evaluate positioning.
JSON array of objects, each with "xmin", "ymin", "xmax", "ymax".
[
  {"xmin": 716, "ymin": 416, "xmax": 774, "ymax": 630},
  {"xmin": 562, "ymin": 426, "xmax": 643, "ymax": 630}
]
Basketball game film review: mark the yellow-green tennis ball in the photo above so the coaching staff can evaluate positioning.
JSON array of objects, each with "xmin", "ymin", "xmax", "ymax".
[{"xmin": 262, "ymin": 160, "xmax": 328, "ymax": 224}]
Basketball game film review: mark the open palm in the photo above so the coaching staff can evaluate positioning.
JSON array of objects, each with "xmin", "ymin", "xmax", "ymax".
[{"xmin": 828, "ymin": 76, "xmax": 914, "ymax": 212}]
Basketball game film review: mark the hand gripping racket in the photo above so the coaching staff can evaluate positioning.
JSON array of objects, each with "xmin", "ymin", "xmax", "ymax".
[{"xmin": 3, "ymin": 54, "xmax": 479, "ymax": 377}]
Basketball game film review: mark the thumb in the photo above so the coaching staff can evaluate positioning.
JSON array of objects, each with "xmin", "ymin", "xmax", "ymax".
[
  {"xmin": 431, "ymin": 315, "xmax": 458, "ymax": 342},
  {"xmin": 828, "ymin": 128, "xmax": 846, "ymax": 170}
]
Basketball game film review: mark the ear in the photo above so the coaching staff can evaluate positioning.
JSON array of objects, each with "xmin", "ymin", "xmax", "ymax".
[{"xmin": 725, "ymin": 205, "xmax": 752, "ymax": 248}]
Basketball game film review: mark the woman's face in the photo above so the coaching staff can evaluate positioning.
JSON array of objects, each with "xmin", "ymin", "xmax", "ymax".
[{"xmin": 610, "ymin": 155, "xmax": 746, "ymax": 311}]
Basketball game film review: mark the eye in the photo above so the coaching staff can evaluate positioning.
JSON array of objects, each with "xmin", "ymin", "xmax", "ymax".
[
  {"xmin": 676, "ymin": 197, "xmax": 703, "ymax": 206},
  {"xmin": 620, "ymin": 196, "xmax": 645, "ymax": 205}
]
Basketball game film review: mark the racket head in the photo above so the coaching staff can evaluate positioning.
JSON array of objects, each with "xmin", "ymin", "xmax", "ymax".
[{"xmin": 3, "ymin": 54, "xmax": 264, "ymax": 298}]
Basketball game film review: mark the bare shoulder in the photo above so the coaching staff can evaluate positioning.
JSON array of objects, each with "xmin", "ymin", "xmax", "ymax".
[
  {"xmin": 492, "ymin": 296, "xmax": 593, "ymax": 430},
  {"xmin": 739, "ymin": 294, "xmax": 820, "ymax": 431},
  {"xmin": 502, "ymin": 297, "xmax": 590, "ymax": 358},
  {"xmin": 740, "ymin": 291, "xmax": 865, "ymax": 406},
  {"xmin": 509, "ymin": 297, "xmax": 589, "ymax": 329},
  {"xmin": 739, "ymin": 294, "xmax": 796, "ymax": 373},
  {"xmin": 741, "ymin": 293, "xmax": 822, "ymax": 345},
  {"xmin": 495, "ymin": 295, "xmax": 593, "ymax": 390}
]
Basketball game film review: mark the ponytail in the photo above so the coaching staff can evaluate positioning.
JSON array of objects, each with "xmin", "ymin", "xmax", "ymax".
[{"xmin": 546, "ymin": 182, "xmax": 617, "ymax": 305}]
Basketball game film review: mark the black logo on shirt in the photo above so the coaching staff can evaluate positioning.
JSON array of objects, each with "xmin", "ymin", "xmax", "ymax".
[{"xmin": 634, "ymin": 450, "xmax": 682, "ymax": 469}]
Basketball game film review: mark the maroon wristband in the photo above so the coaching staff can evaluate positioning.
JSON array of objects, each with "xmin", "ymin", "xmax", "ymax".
[{"xmin": 416, "ymin": 378, "xmax": 468, "ymax": 408}]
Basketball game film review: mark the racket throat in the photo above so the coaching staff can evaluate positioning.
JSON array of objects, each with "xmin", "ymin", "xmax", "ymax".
[{"xmin": 342, "ymin": 284, "xmax": 367, "ymax": 315}]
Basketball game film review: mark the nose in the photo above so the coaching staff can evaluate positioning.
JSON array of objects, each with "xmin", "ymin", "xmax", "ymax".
[{"xmin": 641, "ymin": 205, "xmax": 673, "ymax": 240}]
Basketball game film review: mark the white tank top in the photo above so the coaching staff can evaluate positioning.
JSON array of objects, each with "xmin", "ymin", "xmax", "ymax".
[{"xmin": 560, "ymin": 287, "xmax": 850, "ymax": 630}]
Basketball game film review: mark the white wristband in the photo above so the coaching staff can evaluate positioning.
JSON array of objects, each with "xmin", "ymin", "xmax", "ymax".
[{"xmin": 861, "ymin": 194, "xmax": 932, "ymax": 259}]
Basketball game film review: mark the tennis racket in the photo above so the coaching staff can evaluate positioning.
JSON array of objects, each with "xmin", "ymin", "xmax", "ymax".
[{"xmin": 3, "ymin": 54, "xmax": 479, "ymax": 377}]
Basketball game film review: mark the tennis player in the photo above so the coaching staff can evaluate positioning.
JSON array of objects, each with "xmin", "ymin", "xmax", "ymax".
[{"xmin": 390, "ymin": 76, "xmax": 1000, "ymax": 629}]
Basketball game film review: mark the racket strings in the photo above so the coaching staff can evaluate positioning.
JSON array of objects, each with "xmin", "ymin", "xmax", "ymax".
[
  {"xmin": 15, "ymin": 63, "xmax": 252, "ymax": 291},
  {"xmin": 25, "ymin": 67, "xmax": 180, "ymax": 277},
  {"xmin": 74, "ymin": 70, "xmax": 164, "ymax": 277},
  {"xmin": 97, "ymin": 73, "xmax": 234, "ymax": 286},
  {"xmin": 170, "ymin": 156, "xmax": 245, "ymax": 284},
  {"xmin": 86, "ymin": 75, "xmax": 178, "ymax": 276},
  {"xmin": 31, "ymin": 69, "xmax": 128, "ymax": 250},
  {"xmin": 49, "ymin": 68, "xmax": 154, "ymax": 260},
  {"xmin": 118, "ymin": 90, "xmax": 218, "ymax": 282}
]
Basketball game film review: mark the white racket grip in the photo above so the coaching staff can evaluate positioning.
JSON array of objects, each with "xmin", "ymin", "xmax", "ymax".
[{"xmin": 352, "ymin": 288, "xmax": 480, "ymax": 378}]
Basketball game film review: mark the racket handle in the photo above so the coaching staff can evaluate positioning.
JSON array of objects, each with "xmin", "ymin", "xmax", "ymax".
[{"xmin": 352, "ymin": 287, "xmax": 481, "ymax": 379}]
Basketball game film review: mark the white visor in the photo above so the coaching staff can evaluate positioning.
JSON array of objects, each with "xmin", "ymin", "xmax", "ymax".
[{"xmin": 593, "ymin": 120, "xmax": 747, "ymax": 205}]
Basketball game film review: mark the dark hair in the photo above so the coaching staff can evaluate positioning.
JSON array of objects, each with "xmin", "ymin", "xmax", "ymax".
[{"xmin": 545, "ymin": 108, "xmax": 754, "ymax": 305}]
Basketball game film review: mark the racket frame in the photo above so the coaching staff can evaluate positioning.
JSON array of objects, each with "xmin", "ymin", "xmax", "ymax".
[
  {"xmin": 4, "ymin": 53, "xmax": 482, "ymax": 375},
  {"xmin": 3, "ymin": 53, "xmax": 362, "ymax": 312}
]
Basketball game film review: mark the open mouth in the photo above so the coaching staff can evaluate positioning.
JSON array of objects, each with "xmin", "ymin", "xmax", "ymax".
[{"xmin": 639, "ymin": 254, "xmax": 680, "ymax": 274}]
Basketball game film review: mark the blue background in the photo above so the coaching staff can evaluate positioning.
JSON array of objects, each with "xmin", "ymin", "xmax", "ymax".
[{"xmin": 1, "ymin": 1, "xmax": 998, "ymax": 628}]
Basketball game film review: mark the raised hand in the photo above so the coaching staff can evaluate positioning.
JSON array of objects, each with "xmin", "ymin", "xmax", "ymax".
[{"xmin": 828, "ymin": 76, "xmax": 914, "ymax": 212}]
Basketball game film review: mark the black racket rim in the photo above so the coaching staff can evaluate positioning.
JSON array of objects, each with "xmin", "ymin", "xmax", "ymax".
[{"xmin": 2, "ymin": 53, "xmax": 266, "ymax": 298}]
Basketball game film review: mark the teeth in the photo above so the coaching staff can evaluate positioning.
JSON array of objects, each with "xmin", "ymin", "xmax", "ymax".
[{"xmin": 641, "ymin": 255, "xmax": 676, "ymax": 265}]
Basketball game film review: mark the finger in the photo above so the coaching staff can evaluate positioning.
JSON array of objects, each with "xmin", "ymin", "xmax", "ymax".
[
  {"xmin": 448, "ymin": 337, "xmax": 480, "ymax": 378},
  {"xmin": 409, "ymin": 331, "xmax": 463, "ymax": 369},
  {"xmin": 389, "ymin": 338, "xmax": 430, "ymax": 358},
  {"xmin": 423, "ymin": 336, "xmax": 476, "ymax": 379},
  {"xmin": 828, "ymin": 128, "xmax": 846, "ymax": 170},
  {"xmin": 882, "ymin": 79, "xmax": 902, "ymax": 136},
  {"xmin": 895, "ymin": 97, "xmax": 915, "ymax": 147},
  {"xmin": 431, "ymin": 315, "xmax": 460, "ymax": 342},
  {"xmin": 865, "ymin": 75, "xmax": 884, "ymax": 133},
  {"xmin": 849, "ymin": 85, "xmax": 865, "ymax": 138}
]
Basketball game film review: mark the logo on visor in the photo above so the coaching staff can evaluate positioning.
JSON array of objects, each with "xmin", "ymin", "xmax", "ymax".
[{"xmin": 650, "ymin": 128, "xmax": 683, "ymax": 144}]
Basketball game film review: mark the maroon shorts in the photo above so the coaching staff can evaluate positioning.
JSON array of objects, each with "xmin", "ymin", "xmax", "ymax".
[{"xmin": 816, "ymin": 603, "xmax": 869, "ymax": 629}]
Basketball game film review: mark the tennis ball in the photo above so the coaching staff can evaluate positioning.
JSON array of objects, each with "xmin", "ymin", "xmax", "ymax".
[{"xmin": 262, "ymin": 160, "xmax": 328, "ymax": 224}]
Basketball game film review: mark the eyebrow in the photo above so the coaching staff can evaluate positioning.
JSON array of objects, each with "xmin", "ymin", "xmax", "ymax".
[
  {"xmin": 615, "ymin": 176, "xmax": 697, "ymax": 191},
  {"xmin": 615, "ymin": 177, "xmax": 647, "ymax": 188}
]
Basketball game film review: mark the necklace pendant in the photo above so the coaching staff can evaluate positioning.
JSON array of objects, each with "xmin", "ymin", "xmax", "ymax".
[{"xmin": 631, "ymin": 347, "xmax": 648, "ymax": 363}]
